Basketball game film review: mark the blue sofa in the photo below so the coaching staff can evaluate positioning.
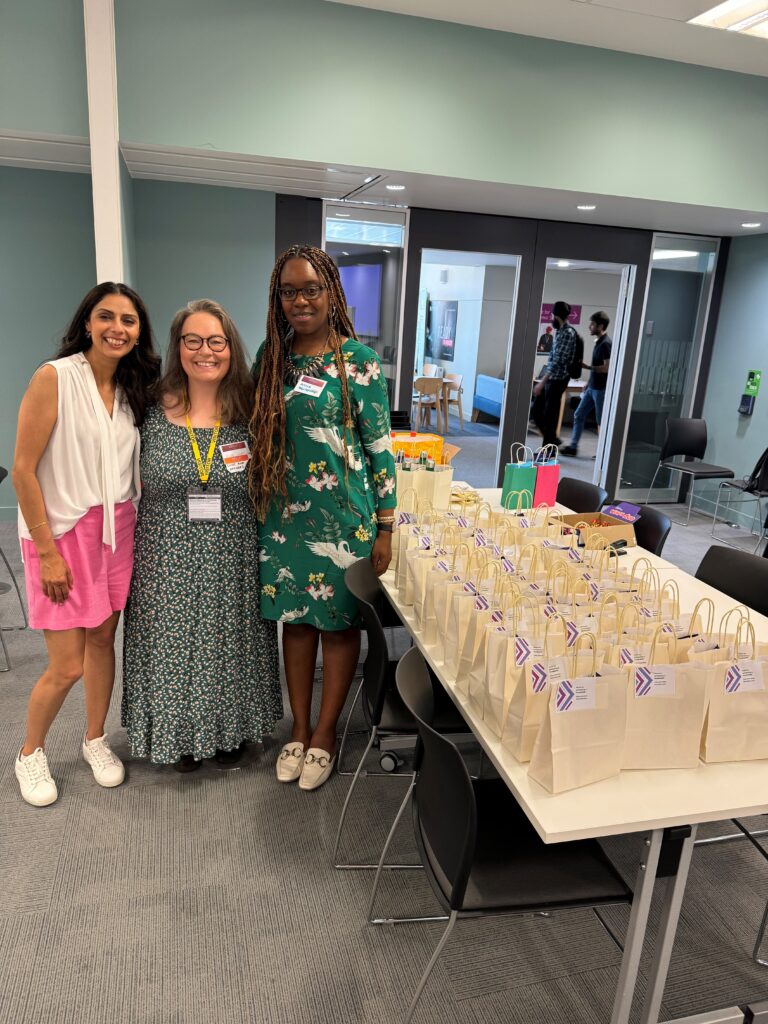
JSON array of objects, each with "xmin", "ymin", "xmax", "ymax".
[{"xmin": 472, "ymin": 374, "xmax": 504, "ymax": 421}]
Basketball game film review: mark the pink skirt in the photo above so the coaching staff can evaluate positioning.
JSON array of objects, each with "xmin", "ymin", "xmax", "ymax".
[{"xmin": 22, "ymin": 502, "xmax": 136, "ymax": 631}]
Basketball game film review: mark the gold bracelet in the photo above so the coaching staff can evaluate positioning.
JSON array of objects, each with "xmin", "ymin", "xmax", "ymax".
[{"xmin": 28, "ymin": 520, "xmax": 49, "ymax": 532}]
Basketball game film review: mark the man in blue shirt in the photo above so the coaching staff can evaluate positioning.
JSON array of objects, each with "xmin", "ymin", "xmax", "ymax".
[
  {"xmin": 532, "ymin": 301, "xmax": 577, "ymax": 448},
  {"xmin": 561, "ymin": 311, "xmax": 612, "ymax": 457}
]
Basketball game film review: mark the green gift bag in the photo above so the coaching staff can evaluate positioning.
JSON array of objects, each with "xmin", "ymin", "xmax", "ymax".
[{"xmin": 501, "ymin": 444, "xmax": 537, "ymax": 509}]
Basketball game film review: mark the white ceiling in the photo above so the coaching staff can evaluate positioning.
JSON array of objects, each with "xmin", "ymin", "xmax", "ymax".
[
  {"xmin": 1, "ymin": 132, "xmax": 764, "ymax": 239},
  {"xmin": 325, "ymin": 0, "xmax": 768, "ymax": 76}
]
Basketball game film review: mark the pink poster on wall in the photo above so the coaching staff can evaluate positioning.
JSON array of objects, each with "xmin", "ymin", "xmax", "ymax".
[{"xmin": 540, "ymin": 303, "xmax": 581, "ymax": 325}]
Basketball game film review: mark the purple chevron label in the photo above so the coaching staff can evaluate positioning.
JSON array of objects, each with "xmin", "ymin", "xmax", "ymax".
[
  {"xmin": 555, "ymin": 680, "xmax": 575, "ymax": 711},
  {"xmin": 419, "ymin": 534, "xmax": 431, "ymax": 549},
  {"xmin": 568, "ymin": 548, "xmax": 583, "ymax": 562},
  {"xmin": 493, "ymin": 544, "xmax": 503, "ymax": 556},
  {"xmin": 634, "ymin": 666, "xmax": 654, "ymax": 697},
  {"xmin": 436, "ymin": 560, "xmax": 449, "ymax": 572},
  {"xmin": 639, "ymin": 606, "xmax": 655, "ymax": 618},
  {"xmin": 501, "ymin": 557, "xmax": 515, "ymax": 574},
  {"xmin": 515, "ymin": 637, "xmax": 532, "ymax": 665},
  {"xmin": 474, "ymin": 529, "xmax": 488, "ymax": 548},
  {"xmin": 491, "ymin": 610, "xmax": 504, "ymax": 622},
  {"xmin": 589, "ymin": 582, "xmax": 600, "ymax": 601},
  {"xmin": 531, "ymin": 662, "xmax": 548, "ymax": 693},
  {"xmin": 455, "ymin": 516, "xmax": 469, "ymax": 528},
  {"xmin": 543, "ymin": 603, "xmax": 558, "ymax": 618},
  {"xmin": 463, "ymin": 582, "xmax": 477, "ymax": 594},
  {"xmin": 566, "ymin": 621, "xmax": 580, "ymax": 647},
  {"xmin": 725, "ymin": 664, "xmax": 742, "ymax": 693},
  {"xmin": 474, "ymin": 595, "xmax": 490, "ymax": 611},
  {"xmin": 397, "ymin": 512, "xmax": 416, "ymax": 526},
  {"xmin": 620, "ymin": 647, "xmax": 635, "ymax": 667}
]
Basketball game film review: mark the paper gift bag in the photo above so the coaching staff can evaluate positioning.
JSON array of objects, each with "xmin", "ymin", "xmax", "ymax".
[
  {"xmin": 701, "ymin": 655, "xmax": 768, "ymax": 763},
  {"xmin": 501, "ymin": 444, "xmax": 537, "ymax": 509},
  {"xmin": 533, "ymin": 445, "xmax": 560, "ymax": 508},
  {"xmin": 528, "ymin": 635, "xmax": 626, "ymax": 793},
  {"xmin": 428, "ymin": 545, "xmax": 471, "ymax": 654},
  {"xmin": 466, "ymin": 619, "xmax": 497, "ymax": 718},
  {"xmin": 397, "ymin": 464, "xmax": 454, "ymax": 510},
  {"xmin": 623, "ymin": 661, "xmax": 709, "ymax": 769},
  {"xmin": 444, "ymin": 561, "xmax": 498, "ymax": 677}
]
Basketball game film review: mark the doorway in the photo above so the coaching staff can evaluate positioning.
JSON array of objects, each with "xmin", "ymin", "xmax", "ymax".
[
  {"xmin": 413, "ymin": 249, "xmax": 521, "ymax": 487},
  {"xmin": 526, "ymin": 258, "xmax": 635, "ymax": 487}
]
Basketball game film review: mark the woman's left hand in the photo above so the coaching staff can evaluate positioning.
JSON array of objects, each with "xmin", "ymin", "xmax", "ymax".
[{"xmin": 370, "ymin": 532, "xmax": 392, "ymax": 576}]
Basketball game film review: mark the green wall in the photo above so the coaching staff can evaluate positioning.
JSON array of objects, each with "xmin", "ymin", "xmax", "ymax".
[
  {"xmin": 697, "ymin": 234, "xmax": 768, "ymax": 528},
  {"xmin": 0, "ymin": 166, "xmax": 96, "ymax": 519},
  {"xmin": 120, "ymin": 153, "xmax": 136, "ymax": 286},
  {"xmin": 0, "ymin": 0, "xmax": 88, "ymax": 136},
  {"xmin": 115, "ymin": 0, "xmax": 768, "ymax": 212},
  {"xmin": 133, "ymin": 179, "xmax": 276, "ymax": 360}
]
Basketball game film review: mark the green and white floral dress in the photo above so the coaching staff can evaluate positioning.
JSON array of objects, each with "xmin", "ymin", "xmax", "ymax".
[{"xmin": 258, "ymin": 338, "xmax": 397, "ymax": 630}]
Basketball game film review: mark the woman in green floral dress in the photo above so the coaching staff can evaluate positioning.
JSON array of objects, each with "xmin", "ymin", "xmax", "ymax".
[
  {"xmin": 250, "ymin": 246, "xmax": 396, "ymax": 791},
  {"xmin": 122, "ymin": 300, "xmax": 281, "ymax": 770}
]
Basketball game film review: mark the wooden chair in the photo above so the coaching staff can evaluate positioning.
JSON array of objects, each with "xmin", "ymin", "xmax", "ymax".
[
  {"xmin": 442, "ymin": 373, "xmax": 464, "ymax": 430},
  {"xmin": 412, "ymin": 377, "xmax": 444, "ymax": 434},
  {"xmin": 421, "ymin": 363, "xmax": 439, "ymax": 377}
]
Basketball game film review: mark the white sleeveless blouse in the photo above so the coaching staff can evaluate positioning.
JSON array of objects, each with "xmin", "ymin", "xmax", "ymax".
[{"xmin": 18, "ymin": 353, "xmax": 140, "ymax": 551}]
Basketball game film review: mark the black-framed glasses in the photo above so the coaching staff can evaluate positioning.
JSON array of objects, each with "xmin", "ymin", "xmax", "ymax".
[
  {"xmin": 180, "ymin": 334, "xmax": 229, "ymax": 353},
  {"xmin": 278, "ymin": 284, "xmax": 326, "ymax": 302}
]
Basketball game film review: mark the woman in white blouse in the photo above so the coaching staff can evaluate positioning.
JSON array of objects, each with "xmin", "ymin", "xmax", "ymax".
[{"xmin": 12, "ymin": 283, "xmax": 161, "ymax": 807}]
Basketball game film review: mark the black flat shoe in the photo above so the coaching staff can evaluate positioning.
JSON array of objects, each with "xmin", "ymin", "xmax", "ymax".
[
  {"xmin": 174, "ymin": 755, "xmax": 201, "ymax": 773},
  {"xmin": 215, "ymin": 745, "xmax": 243, "ymax": 765}
]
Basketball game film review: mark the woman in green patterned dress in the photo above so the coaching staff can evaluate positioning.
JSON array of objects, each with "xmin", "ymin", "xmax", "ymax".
[
  {"xmin": 122, "ymin": 300, "xmax": 281, "ymax": 770},
  {"xmin": 250, "ymin": 246, "xmax": 396, "ymax": 791}
]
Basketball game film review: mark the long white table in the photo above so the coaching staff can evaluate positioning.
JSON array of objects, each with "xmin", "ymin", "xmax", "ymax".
[{"xmin": 381, "ymin": 489, "xmax": 768, "ymax": 1024}]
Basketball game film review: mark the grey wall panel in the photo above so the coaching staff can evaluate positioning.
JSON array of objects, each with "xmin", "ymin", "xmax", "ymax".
[{"xmin": 275, "ymin": 195, "xmax": 322, "ymax": 258}]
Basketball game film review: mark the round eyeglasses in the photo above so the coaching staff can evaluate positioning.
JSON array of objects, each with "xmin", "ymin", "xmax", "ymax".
[
  {"xmin": 277, "ymin": 284, "xmax": 326, "ymax": 302},
  {"xmin": 180, "ymin": 334, "xmax": 229, "ymax": 353}
]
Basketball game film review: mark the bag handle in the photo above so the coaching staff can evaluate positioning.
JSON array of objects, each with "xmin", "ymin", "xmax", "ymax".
[
  {"xmin": 629, "ymin": 556, "xmax": 653, "ymax": 589},
  {"xmin": 690, "ymin": 597, "xmax": 715, "ymax": 638},
  {"xmin": 472, "ymin": 500, "xmax": 494, "ymax": 529},
  {"xmin": 503, "ymin": 489, "xmax": 525, "ymax": 512},
  {"xmin": 450, "ymin": 540, "xmax": 470, "ymax": 573},
  {"xmin": 543, "ymin": 610, "xmax": 568, "ymax": 655},
  {"xmin": 510, "ymin": 442, "xmax": 534, "ymax": 465},
  {"xmin": 597, "ymin": 592, "xmax": 620, "ymax": 643},
  {"xmin": 496, "ymin": 575, "xmax": 522, "ymax": 603},
  {"xmin": 736, "ymin": 618, "xmax": 756, "ymax": 660},
  {"xmin": 398, "ymin": 486, "xmax": 418, "ymax": 515},
  {"xmin": 546, "ymin": 560, "xmax": 570, "ymax": 601},
  {"xmin": 659, "ymin": 579, "xmax": 680, "ymax": 620},
  {"xmin": 570, "ymin": 631, "xmax": 598, "ymax": 677},
  {"xmin": 619, "ymin": 602, "xmax": 641, "ymax": 636},
  {"xmin": 518, "ymin": 542, "xmax": 538, "ymax": 579},
  {"xmin": 649, "ymin": 623, "xmax": 677, "ymax": 664},
  {"xmin": 719, "ymin": 604, "xmax": 751, "ymax": 649}
]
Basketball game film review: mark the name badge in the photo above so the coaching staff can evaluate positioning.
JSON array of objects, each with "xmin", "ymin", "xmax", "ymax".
[
  {"xmin": 187, "ymin": 486, "xmax": 222, "ymax": 522},
  {"xmin": 293, "ymin": 375, "xmax": 327, "ymax": 398},
  {"xmin": 220, "ymin": 439, "xmax": 251, "ymax": 473}
]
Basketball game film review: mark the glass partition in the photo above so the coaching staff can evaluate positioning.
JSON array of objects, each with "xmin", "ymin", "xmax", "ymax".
[
  {"xmin": 616, "ymin": 235, "xmax": 718, "ymax": 501},
  {"xmin": 323, "ymin": 204, "xmax": 408, "ymax": 405}
]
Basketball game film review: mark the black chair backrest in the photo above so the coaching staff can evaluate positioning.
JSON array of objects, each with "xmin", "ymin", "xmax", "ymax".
[
  {"xmin": 344, "ymin": 559, "xmax": 392, "ymax": 724},
  {"xmin": 556, "ymin": 476, "xmax": 608, "ymax": 514},
  {"xmin": 396, "ymin": 648, "xmax": 477, "ymax": 911},
  {"xmin": 631, "ymin": 504, "xmax": 672, "ymax": 556},
  {"xmin": 661, "ymin": 418, "xmax": 707, "ymax": 462},
  {"xmin": 745, "ymin": 445, "xmax": 768, "ymax": 493},
  {"xmin": 0, "ymin": 466, "xmax": 7, "ymax": 486},
  {"xmin": 695, "ymin": 545, "xmax": 768, "ymax": 618},
  {"xmin": 390, "ymin": 410, "xmax": 411, "ymax": 431}
]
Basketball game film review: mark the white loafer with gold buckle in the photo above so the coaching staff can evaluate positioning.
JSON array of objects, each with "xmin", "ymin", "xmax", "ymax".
[
  {"xmin": 298, "ymin": 747, "xmax": 336, "ymax": 791},
  {"xmin": 276, "ymin": 742, "xmax": 305, "ymax": 783}
]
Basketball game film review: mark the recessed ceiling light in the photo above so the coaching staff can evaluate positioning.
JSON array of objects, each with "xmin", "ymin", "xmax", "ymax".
[
  {"xmin": 363, "ymin": 175, "xmax": 375, "ymax": 184},
  {"xmin": 335, "ymin": 212, "xmax": 351, "ymax": 218},
  {"xmin": 742, "ymin": 222, "xmax": 762, "ymax": 228},
  {"xmin": 556, "ymin": 260, "xmax": 571, "ymax": 268},
  {"xmin": 652, "ymin": 250, "xmax": 699, "ymax": 260},
  {"xmin": 382, "ymin": 249, "xmax": 391, "ymax": 253},
  {"xmin": 386, "ymin": 184, "xmax": 406, "ymax": 191},
  {"xmin": 577, "ymin": 204, "xmax": 596, "ymax": 211},
  {"xmin": 690, "ymin": 1, "xmax": 768, "ymax": 35},
  {"xmin": 327, "ymin": 167, "xmax": 338, "ymax": 173}
]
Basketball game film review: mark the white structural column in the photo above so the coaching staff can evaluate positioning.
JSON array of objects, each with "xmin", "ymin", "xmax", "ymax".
[{"xmin": 83, "ymin": 0, "xmax": 124, "ymax": 282}]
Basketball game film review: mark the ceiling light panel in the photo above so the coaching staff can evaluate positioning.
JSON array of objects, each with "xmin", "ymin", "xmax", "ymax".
[{"xmin": 690, "ymin": 1, "xmax": 768, "ymax": 36}]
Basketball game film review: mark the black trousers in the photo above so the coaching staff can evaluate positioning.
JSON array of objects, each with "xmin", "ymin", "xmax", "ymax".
[{"xmin": 531, "ymin": 377, "xmax": 569, "ymax": 447}]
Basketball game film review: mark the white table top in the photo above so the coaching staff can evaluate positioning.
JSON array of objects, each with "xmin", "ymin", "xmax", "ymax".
[{"xmin": 383, "ymin": 488, "xmax": 768, "ymax": 844}]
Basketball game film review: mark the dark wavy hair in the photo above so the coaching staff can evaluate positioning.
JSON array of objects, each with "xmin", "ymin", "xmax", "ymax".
[
  {"xmin": 56, "ymin": 282, "xmax": 161, "ymax": 426},
  {"xmin": 160, "ymin": 299, "xmax": 254, "ymax": 426}
]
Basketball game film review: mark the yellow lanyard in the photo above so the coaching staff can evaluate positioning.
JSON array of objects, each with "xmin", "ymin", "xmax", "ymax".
[{"xmin": 185, "ymin": 415, "xmax": 221, "ymax": 486}]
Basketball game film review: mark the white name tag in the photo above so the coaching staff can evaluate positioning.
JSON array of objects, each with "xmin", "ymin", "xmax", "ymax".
[
  {"xmin": 555, "ymin": 676, "xmax": 596, "ymax": 712},
  {"xmin": 634, "ymin": 666, "xmax": 676, "ymax": 698},
  {"xmin": 293, "ymin": 374, "xmax": 327, "ymax": 398},
  {"xmin": 724, "ymin": 661, "xmax": 765, "ymax": 694},
  {"xmin": 219, "ymin": 439, "xmax": 251, "ymax": 473},
  {"xmin": 187, "ymin": 487, "xmax": 222, "ymax": 522}
]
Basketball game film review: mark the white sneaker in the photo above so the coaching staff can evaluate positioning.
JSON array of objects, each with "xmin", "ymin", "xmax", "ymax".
[
  {"xmin": 82, "ymin": 733, "xmax": 125, "ymax": 788},
  {"xmin": 15, "ymin": 748, "xmax": 58, "ymax": 807}
]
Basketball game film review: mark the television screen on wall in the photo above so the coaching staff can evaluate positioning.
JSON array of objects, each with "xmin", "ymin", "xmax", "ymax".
[{"xmin": 338, "ymin": 263, "xmax": 382, "ymax": 337}]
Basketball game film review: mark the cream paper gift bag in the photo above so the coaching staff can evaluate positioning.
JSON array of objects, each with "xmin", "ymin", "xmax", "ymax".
[
  {"xmin": 481, "ymin": 600, "xmax": 547, "ymax": 739},
  {"xmin": 528, "ymin": 635, "xmax": 627, "ymax": 793},
  {"xmin": 427, "ymin": 542, "xmax": 471, "ymax": 654},
  {"xmin": 700, "ymin": 627, "xmax": 768, "ymax": 763},
  {"xmin": 443, "ymin": 556, "xmax": 497, "ymax": 677},
  {"xmin": 622, "ymin": 647, "xmax": 709, "ymax": 770}
]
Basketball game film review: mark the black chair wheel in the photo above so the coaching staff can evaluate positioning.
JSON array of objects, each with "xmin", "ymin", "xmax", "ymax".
[{"xmin": 379, "ymin": 751, "xmax": 403, "ymax": 773}]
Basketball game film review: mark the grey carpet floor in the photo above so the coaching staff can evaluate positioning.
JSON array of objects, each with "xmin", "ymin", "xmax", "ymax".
[{"xmin": 1, "ymin": 523, "xmax": 767, "ymax": 1024}]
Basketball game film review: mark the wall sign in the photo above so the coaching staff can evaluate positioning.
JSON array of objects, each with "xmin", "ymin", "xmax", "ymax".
[{"xmin": 540, "ymin": 303, "xmax": 581, "ymax": 326}]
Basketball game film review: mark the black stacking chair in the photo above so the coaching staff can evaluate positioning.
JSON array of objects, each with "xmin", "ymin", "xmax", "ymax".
[
  {"xmin": 380, "ymin": 648, "xmax": 631, "ymax": 1024},
  {"xmin": 711, "ymin": 446, "xmax": 768, "ymax": 553},
  {"xmin": 0, "ymin": 466, "xmax": 28, "ymax": 631},
  {"xmin": 333, "ymin": 559, "xmax": 467, "ymax": 869},
  {"xmin": 694, "ymin": 545, "xmax": 768, "ymax": 618},
  {"xmin": 556, "ymin": 475, "xmax": 608, "ymax": 514},
  {"xmin": 630, "ymin": 504, "xmax": 672, "ymax": 557},
  {"xmin": 646, "ymin": 418, "xmax": 733, "ymax": 526}
]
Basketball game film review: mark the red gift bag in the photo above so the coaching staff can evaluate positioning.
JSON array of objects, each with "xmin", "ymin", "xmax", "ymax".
[{"xmin": 533, "ymin": 449, "xmax": 560, "ymax": 507}]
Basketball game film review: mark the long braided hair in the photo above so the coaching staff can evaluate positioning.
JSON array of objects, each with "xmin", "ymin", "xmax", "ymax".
[{"xmin": 248, "ymin": 245, "xmax": 358, "ymax": 521}]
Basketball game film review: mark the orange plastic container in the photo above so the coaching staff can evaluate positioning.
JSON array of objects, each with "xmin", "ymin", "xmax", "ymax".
[{"xmin": 391, "ymin": 432, "xmax": 444, "ymax": 461}]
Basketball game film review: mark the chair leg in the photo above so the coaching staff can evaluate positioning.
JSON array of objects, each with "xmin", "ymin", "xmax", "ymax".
[
  {"xmin": 0, "ymin": 624, "xmax": 11, "ymax": 671},
  {"xmin": 755, "ymin": 900, "xmax": 768, "ymax": 967},
  {"xmin": 404, "ymin": 911, "xmax": 458, "ymax": 1024},
  {"xmin": 367, "ymin": 774, "xmax": 418, "ymax": 920},
  {"xmin": 0, "ymin": 545, "xmax": 28, "ymax": 630},
  {"xmin": 685, "ymin": 475, "xmax": 695, "ymax": 527},
  {"xmin": 711, "ymin": 482, "xmax": 725, "ymax": 538},
  {"xmin": 333, "ymin": 726, "xmax": 377, "ymax": 866},
  {"xmin": 457, "ymin": 394, "xmax": 464, "ymax": 430},
  {"xmin": 646, "ymin": 463, "xmax": 661, "ymax": 507},
  {"xmin": 336, "ymin": 676, "xmax": 364, "ymax": 775}
]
